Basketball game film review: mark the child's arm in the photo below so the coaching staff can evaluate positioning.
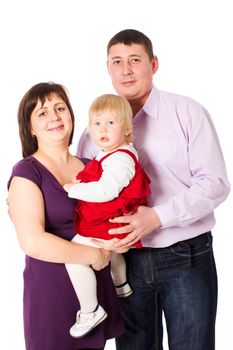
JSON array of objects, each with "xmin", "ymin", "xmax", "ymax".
[
  {"xmin": 65, "ymin": 151, "xmax": 136, "ymax": 202},
  {"xmin": 63, "ymin": 180, "xmax": 81, "ymax": 193}
]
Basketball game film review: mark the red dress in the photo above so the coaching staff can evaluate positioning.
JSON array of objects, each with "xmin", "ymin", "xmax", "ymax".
[{"xmin": 75, "ymin": 149, "xmax": 151, "ymax": 248}]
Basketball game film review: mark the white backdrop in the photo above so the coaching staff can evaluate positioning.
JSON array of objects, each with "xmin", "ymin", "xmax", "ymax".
[{"xmin": 0, "ymin": 1, "xmax": 232, "ymax": 349}]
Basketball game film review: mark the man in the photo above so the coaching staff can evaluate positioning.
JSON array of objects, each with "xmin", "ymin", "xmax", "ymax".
[{"xmin": 77, "ymin": 29, "xmax": 230, "ymax": 350}]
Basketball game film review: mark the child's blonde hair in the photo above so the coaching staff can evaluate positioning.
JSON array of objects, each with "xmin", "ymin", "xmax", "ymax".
[{"xmin": 88, "ymin": 94, "xmax": 133, "ymax": 142}]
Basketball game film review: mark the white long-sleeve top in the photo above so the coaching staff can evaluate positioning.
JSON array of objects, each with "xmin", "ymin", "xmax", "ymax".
[{"xmin": 68, "ymin": 144, "xmax": 138, "ymax": 202}]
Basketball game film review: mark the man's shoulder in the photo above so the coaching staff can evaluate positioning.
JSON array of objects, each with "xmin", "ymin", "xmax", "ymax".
[
  {"xmin": 157, "ymin": 88, "xmax": 206, "ymax": 120},
  {"xmin": 159, "ymin": 88, "xmax": 203, "ymax": 108}
]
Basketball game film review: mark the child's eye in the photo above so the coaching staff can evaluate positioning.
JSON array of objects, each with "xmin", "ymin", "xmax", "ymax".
[{"xmin": 107, "ymin": 120, "xmax": 114, "ymax": 125}]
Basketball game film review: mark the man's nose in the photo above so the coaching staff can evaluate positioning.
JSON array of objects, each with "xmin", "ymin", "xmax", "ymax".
[{"xmin": 122, "ymin": 61, "xmax": 133, "ymax": 75}]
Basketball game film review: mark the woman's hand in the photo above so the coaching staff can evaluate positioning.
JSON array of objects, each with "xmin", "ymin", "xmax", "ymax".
[
  {"xmin": 91, "ymin": 248, "xmax": 110, "ymax": 271},
  {"xmin": 91, "ymin": 238, "xmax": 129, "ymax": 253}
]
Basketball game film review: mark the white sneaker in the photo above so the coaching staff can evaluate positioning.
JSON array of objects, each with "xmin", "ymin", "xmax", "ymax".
[
  {"xmin": 70, "ymin": 305, "xmax": 107, "ymax": 338},
  {"xmin": 115, "ymin": 281, "xmax": 133, "ymax": 298}
]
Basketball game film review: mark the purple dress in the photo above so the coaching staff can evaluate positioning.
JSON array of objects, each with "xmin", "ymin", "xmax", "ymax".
[{"xmin": 8, "ymin": 156, "xmax": 124, "ymax": 350}]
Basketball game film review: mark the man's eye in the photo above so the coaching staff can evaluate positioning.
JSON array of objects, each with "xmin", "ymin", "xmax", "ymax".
[{"xmin": 131, "ymin": 58, "xmax": 140, "ymax": 63}]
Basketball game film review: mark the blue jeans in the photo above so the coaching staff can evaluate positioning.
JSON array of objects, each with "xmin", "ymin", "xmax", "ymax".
[{"xmin": 115, "ymin": 232, "xmax": 217, "ymax": 350}]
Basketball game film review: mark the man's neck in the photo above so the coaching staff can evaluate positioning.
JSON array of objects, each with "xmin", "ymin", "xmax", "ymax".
[{"xmin": 130, "ymin": 101, "xmax": 143, "ymax": 117}]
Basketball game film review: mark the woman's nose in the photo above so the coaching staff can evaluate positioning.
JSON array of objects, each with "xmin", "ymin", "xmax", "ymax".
[{"xmin": 50, "ymin": 111, "xmax": 61, "ymax": 122}]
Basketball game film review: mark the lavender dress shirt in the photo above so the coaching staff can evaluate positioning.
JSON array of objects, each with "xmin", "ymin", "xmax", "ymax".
[{"xmin": 76, "ymin": 85, "xmax": 230, "ymax": 248}]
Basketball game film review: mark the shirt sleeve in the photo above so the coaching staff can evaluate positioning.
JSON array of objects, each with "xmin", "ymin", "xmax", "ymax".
[
  {"xmin": 76, "ymin": 128, "xmax": 99, "ymax": 159},
  {"xmin": 154, "ymin": 106, "xmax": 231, "ymax": 228},
  {"xmin": 68, "ymin": 151, "xmax": 136, "ymax": 202}
]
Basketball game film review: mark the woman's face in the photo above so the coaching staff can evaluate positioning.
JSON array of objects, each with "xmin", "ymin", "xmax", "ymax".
[{"xmin": 30, "ymin": 93, "xmax": 73, "ymax": 147}]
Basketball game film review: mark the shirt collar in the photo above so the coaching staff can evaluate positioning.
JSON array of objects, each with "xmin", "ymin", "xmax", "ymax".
[{"xmin": 135, "ymin": 85, "xmax": 160, "ymax": 119}]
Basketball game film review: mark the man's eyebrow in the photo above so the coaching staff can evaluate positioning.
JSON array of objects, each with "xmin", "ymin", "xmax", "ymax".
[
  {"xmin": 110, "ymin": 55, "xmax": 122, "ymax": 60},
  {"xmin": 110, "ymin": 54, "xmax": 141, "ymax": 60}
]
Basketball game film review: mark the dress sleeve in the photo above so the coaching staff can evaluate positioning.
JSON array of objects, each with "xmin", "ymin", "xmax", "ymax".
[{"xmin": 8, "ymin": 157, "xmax": 42, "ymax": 189}]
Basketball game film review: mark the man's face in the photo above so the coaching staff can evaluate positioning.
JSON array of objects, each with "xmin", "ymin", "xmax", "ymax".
[{"xmin": 107, "ymin": 43, "xmax": 158, "ymax": 107}]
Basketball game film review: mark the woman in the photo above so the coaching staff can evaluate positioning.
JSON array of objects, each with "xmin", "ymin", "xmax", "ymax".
[{"xmin": 8, "ymin": 82, "xmax": 124, "ymax": 350}]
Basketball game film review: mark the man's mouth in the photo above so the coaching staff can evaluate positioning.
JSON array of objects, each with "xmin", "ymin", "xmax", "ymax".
[{"xmin": 121, "ymin": 79, "xmax": 136, "ymax": 86}]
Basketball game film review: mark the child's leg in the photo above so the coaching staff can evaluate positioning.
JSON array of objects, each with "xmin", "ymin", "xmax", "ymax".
[
  {"xmin": 65, "ymin": 261, "xmax": 97, "ymax": 313},
  {"xmin": 65, "ymin": 234, "xmax": 107, "ymax": 338},
  {"xmin": 110, "ymin": 252, "xmax": 133, "ymax": 298},
  {"xmin": 65, "ymin": 234, "xmax": 98, "ymax": 313},
  {"xmin": 110, "ymin": 251, "xmax": 127, "ymax": 286}
]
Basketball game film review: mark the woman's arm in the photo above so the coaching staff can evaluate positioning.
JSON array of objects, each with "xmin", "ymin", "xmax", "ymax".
[{"xmin": 8, "ymin": 176, "xmax": 110, "ymax": 269}]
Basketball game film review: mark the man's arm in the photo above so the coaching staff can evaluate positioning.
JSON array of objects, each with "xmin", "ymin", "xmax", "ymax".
[{"xmin": 105, "ymin": 107, "xmax": 230, "ymax": 248}]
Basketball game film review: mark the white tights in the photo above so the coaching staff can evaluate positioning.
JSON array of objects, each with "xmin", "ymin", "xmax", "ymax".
[{"xmin": 65, "ymin": 234, "xmax": 127, "ymax": 314}]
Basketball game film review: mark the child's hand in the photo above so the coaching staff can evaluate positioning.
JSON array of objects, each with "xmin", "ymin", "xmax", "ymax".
[
  {"xmin": 63, "ymin": 183, "xmax": 74, "ymax": 192},
  {"xmin": 63, "ymin": 180, "xmax": 81, "ymax": 192}
]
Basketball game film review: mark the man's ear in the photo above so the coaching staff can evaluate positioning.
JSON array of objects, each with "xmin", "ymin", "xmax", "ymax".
[{"xmin": 152, "ymin": 56, "xmax": 159, "ymax": 74}]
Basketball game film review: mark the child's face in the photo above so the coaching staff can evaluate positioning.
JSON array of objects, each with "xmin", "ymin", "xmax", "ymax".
[{"xmin": 89, "ymin": 110, "xmax": 129, "ymax": 152}]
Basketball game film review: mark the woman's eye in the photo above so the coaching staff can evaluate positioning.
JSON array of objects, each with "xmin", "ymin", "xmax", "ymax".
[
  {"xmin": 57, "ymin": 107, "xmax": 65, "ymax": 112},
  {"xmin": 38, "ymin": 111, "xmax": 46, "ymax": 117}
]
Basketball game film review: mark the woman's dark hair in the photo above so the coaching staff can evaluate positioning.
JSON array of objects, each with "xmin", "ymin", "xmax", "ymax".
[
  {"xmin": 17, "ymin": 82, "xmax": 75, "ymax": 158},
  {"xmin": 107, "ymin": 29, "xmax": 154, "ymax": 60}
]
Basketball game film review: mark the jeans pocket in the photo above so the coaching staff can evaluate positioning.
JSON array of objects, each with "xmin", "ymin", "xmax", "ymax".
[{"xmin": 170, "ymin": 233, "xmax": 212, "ymax": 258}]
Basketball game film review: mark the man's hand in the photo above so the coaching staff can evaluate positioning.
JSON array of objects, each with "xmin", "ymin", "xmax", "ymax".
[{"xmin": 107, "ymin": 206, "xmax": 162, "ymax": 249}]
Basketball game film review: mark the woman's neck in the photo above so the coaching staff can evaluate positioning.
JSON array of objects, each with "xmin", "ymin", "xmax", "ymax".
[{"xmin": 34, "ymin": 145, "xmax": 71, "ymax": 164}]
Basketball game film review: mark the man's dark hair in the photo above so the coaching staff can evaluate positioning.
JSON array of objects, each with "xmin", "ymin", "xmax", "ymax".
[{"xmin": 107, "ymin": 29, "xmax": 154, "ymax": 60}]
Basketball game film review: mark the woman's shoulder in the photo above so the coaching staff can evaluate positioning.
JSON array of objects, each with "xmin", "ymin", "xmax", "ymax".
[
  {"xmin": 12, "ymin": 156, "xmax": 40, "ymax": 174},
  {"xmin": 8, "ymin": 156, "xmax": 43, "ymax": 189}
]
